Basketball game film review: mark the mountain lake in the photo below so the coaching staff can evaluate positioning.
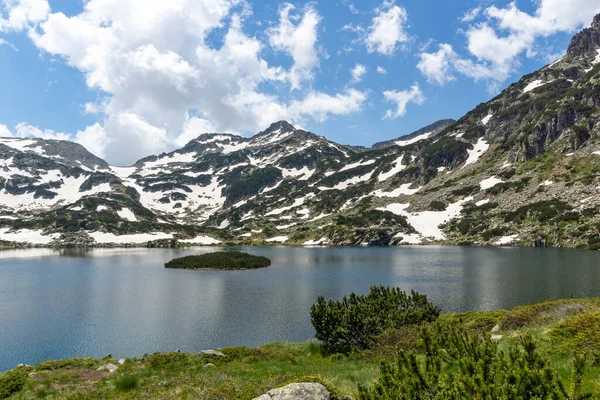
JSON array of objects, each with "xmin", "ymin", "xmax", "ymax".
[{"xmin": 1, "ymin": 245, "xmax": 599, "ymax": 370}]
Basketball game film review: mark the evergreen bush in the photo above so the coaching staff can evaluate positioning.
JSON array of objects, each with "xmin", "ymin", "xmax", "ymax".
[
  {"xmin": 310, "ymin": 286, "xmax": 440, "ymax": 354},
  {"xmin": 358, "ymin": 324, "xmax": 592, "ymax": 399}
]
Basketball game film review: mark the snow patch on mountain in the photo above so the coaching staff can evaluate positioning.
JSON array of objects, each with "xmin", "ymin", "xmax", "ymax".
[
  {"xmin": 463, "ymin": 138, "xmax": 490, "ymax": 167},
  {"xmin": 117, "ymin": 208, "xmax": 137, "ymax": 222}
]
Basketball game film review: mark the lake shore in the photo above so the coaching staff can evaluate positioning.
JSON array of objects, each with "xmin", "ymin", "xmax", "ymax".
[{"xmin": 2, "ymin": 297, "xmax": 599, "ymax": 399}]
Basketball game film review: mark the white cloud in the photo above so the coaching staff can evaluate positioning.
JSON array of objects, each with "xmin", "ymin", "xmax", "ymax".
[
  {"xmin": 0, "ymin": 37, "xmax": 17, "ymax": 51},
  {"xmin": 461, "ymin": 7, "xmax": 481, "ymax": 23},
  {"xmin": 26, "ymin": 0, "xmax": 364, "ymax": 164},
  {"xmin": 0, "ymin": 0, "xmax": 49, "ymax": 32},
  {"xmin": 417, "ymin": 43, "xmax": 456, "ymax": 85},
  {"xmin": 366, "ymin": 1, "xmax": 409, "ymax": 56},
  {"xmin": 289, "ymin": 89, "xmax": 367, "ymax": 123},
  {"xmin": 14, "ymin": 122, "xmax": 70, "ymax": 140},
  {"xmin": 455, "ymin": 0, "xmax": 600, "ymax": 88},
  {"xmin": 0, "ymin": 123, "xmax": 11, "ymax": 136},
  {"xmin": 383, "ymin": 83, "xmax": 425, "ymax": 119},
  {"xmin": 417, "ymin": 1, "xmax": 600, "ymax": 91},
  {"xmin": 176, "ymin": 116, "xmax": 217, "ymax": 147},
  {"xmin": 267, "ymin": 3, "xmax": 321, "ymax": 90},
  {"xmin": 350, "ymin": 63, "xmax": 366, "ymax": 83},
  {"xmin": 348, "ymin": 4, "xmax": 359, "ymax": 15},
  {"xmin": 75, "ymin": 123, "xmax": 106, "ymax": 158},
  {"xmin": 376, "ymin": 66, "xmax": 387, "ymax": 75}
]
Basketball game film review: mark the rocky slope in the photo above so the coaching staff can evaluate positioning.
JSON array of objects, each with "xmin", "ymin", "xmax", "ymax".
[{"xmin": 0, "ymin": 16, "xmax": 599, "ymax": 249}]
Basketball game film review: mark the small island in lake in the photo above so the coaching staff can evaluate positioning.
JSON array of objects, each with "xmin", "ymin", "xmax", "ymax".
[{"xmin": 165, "ymin": 251, "xmax": 271, "ymax": 270}]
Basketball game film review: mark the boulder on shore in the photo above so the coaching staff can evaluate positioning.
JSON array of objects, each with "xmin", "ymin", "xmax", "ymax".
[{"xmin": 253, "ymin": 382, "xmax": 330, "ymax": 400}]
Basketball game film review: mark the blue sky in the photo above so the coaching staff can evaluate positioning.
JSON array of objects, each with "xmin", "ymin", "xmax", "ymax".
[{"xmin": 1, "ymin": 0, "xmax": 599, "ymax": 164}]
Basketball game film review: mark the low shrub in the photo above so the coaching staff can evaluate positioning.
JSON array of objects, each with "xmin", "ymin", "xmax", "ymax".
[
  {"xmin": 115, "ymin": 375, "xmax": 139, "ymax": 392},
  {"xmin": 358, "ymin": 326, "xmax": 591, "ymax": 399},
  {"xmin": 310, "ymin": 286, "xmax": 440, "ymax": 354},
  {"xmin": 0, "ymin": 367, "xmax": 28, "ymax": 399}
]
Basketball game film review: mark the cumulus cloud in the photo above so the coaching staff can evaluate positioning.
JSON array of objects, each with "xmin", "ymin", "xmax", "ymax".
[
  {"xmin": 350, "ymin": 63, "xmax": 366, "ymax": 83},
  {"xmin": 383, "ymin": 83, "xmax": 425, "ymax": 119},
  {"xmin": 289, "ymin": 89, "xmax": 367, "ymax": 123},
  {"xmin": 75, "ymin": 123, "xmax": 107, "ymax": 158},
  {"xmin": 419, "ymin": 0, "xmax": 600, "ymax": 90},
  {"xmin": 366, "ymin": 1, "xmax": 409, "ymax": 56},
  {"xmin": 267, "ymin": 3, "xmax": 321, "ymax": 90},
  {"xmin": 13, "ymin": 122, "xmax": 70, "ymax": 140},
  {"xmin": 0, "ymin": 123, "xmax": 11, "ymax": 136},
  {"xmin": 0, "ymin": 0, "xmax": 49, "ymax": 32},
  {"xmin": 417, "ymin": 43, "xmax": 457, "ymax": 85},
  {"xmin": 376, "ymin": 66, "xmax": 387, "ymax": 75},
  {"xmin": 25, "ymin": 0, "xmax": 366, "ymax": 164}
]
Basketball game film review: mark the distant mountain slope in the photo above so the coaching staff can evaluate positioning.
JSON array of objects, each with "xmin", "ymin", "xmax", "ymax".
[
  {"xmin": 0, "ymin": 15, "xmax": 599, "ymax": 249},
  {"xmin": 371, "ymin": 119, "xmax": 456, "ymax": 150}
]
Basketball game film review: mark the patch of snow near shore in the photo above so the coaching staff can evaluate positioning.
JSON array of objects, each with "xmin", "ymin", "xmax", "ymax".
[
  {"xmin": 522, "ymin": 79, "xmax": 544, "ymax": 93},
  {"xmin": 0, "ymin": 228, "xmax": 59, "ymax": 244},
  {"xmin": 378, "ymin": 197, "xmax": 473, "ymax": 240},
  {"xmin": 117, "ymin": 208, "xmax": 137, "ymax": 222},
  {"xmin": 90, "ymin": 232, "xmax": 173, "ymax": 244},
  {"xmin": 378, "ymin": 156, "xmax": 406, "ymax": 181},
  {"xmin": 218, "ymin": 219, "xmax": 230, "ymax": 229},
  {"xmin": 266, "ymin": 236, "xmax": 288, "ymax": 243},
  {"xmin": 480, "ymin": 176, "xmax": 504, "ymax": 190},
  {"xmin": 539, "ymin": 180, "xmax": 553, "ymax": 186},
  {"xmin": 372, "ymin": 183, "xmax": 420, "ymax": 197},
  {"xmin": 476, "ymin": 199, "xmax": 490, "ymax": 206},
  {"xmin": 395, "ymin": 131, "xmax": 432, "ymax": 147},
  {"xmin": 96, "ymin": 205, "xmax": 108, "ymax": 212},
  {"xmin": 481, "ymin": 114, "xmax": 493, "ymax": 125},
  {"xmin": 496, "ymin": 234, "xmax": 518, "ymax": 245},
  {"xmin": 304, "ymin": 237, "xmax": 328, "ymax": 246},
  {"xmin": 179, "ymin": 235, "xmax": 222, "ymax": 245},
  {"xmin": 463, "ymin": 138, "xmax": 489, "ymax": 168},
  {"xmin": 393, "ymin": 232, "xmax": 422, "ymax": 244}
]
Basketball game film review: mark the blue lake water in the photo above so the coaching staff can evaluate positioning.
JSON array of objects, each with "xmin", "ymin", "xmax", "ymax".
[{"xmin": 1, "ymin": 245, "xmax": 599, "ymax": 371}]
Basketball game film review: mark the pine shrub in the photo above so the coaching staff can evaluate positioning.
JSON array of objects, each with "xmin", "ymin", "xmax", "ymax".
[
  {"xmin": 310, "ymin": 286, "xmax": 440, "ymax": 354},
  {"xmin": 358, "ymin": 324, "xmax": 592, "ymax": 399}
]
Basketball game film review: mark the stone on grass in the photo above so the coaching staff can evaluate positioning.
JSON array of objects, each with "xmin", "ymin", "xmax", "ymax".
[
  {"xmin": 252, "ymin": 382, "xmax": 330, "ymax": 400},
  {"xmin": 97, "ymin": 363, "xmax": 118, "ymax": 373},
  {"xmin": 200, "ymin": 350, "xmax": 226, "ymax": 357}
]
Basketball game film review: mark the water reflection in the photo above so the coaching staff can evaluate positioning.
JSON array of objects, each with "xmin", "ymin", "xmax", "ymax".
[{"xmin": 0, "ymin": 246, "xmax": 599, "ymax": 370}]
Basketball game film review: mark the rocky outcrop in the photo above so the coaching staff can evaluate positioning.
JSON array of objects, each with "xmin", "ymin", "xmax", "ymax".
[
  {"xmin": 253, "ymin": 383, "xmax": 330, "ymax": 400},
  {"xmin": 567, "ymin": 14, "xmax": 600, "ymax": 58}
]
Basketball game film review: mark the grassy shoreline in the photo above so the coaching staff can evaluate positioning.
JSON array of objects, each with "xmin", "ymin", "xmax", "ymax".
[{"xmin": 2, "ymin": 298, "xmax": 599, "ymax": 399}]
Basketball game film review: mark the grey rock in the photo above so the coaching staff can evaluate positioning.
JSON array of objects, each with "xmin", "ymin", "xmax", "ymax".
[
  {"xmin": 491, "ymin": 334, "xmax": 503, "ymax": 341},
  {"xmin": 97, "ymin": 363, "xmax": 118, "ymax": 373},
  {"xmin": 200, "ymin": 350, "xmax": 226, "ymax": 357},
  {"xmin": 252, "ymin": 382, "xmax": 330, "ymax": 400},
  {"xmin": 118, "ymin": 358, "xmax": 126, "ymax": 365},
  {"xmin": 491, "ymin": 324, "xmax": 501, "ymax": 333}
]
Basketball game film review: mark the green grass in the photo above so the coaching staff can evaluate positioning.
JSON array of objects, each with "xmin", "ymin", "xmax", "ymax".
[{"xmin": 4, "ymin": 298, "xmax": 600, "ymax": 399}]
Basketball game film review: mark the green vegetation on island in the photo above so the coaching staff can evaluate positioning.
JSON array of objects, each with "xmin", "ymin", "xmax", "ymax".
[
  {"xmin": 2, "ymin": 292, "xmax": 600, "ymax": 399},
  {"xmin": 164, "ymin": 251, "xmax": 271, "ymax": 270}
]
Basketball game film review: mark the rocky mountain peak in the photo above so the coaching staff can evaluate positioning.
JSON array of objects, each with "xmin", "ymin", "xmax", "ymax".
[
  {"xmin": 592, "ymin": 13, "xmax": 600, "ymax": 29},
  {"xmin": 567, "ymin": 13, "xmax": 600, "ymax": 58}
]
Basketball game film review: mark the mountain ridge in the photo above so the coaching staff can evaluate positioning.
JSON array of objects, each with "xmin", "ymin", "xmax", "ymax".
[{"xmin": 0, "ymin": 15, "xmax": 599, "ymax": 249}]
